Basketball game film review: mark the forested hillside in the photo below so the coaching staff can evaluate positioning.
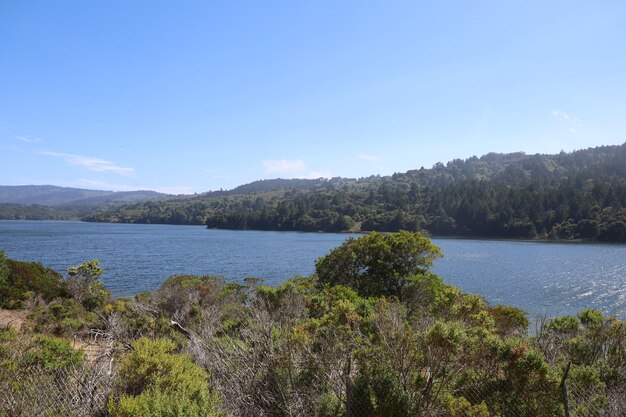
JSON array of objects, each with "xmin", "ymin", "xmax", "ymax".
[
  {"xmin": 84, "ymin": 144, "xmax": 626, "ymax": 242},
  {"xmin": 0, "ymin": 204, "xmax": 79, "ymax": 221}
]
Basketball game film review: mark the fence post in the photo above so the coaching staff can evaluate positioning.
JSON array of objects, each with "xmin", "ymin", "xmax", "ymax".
[
  {"xmin": 560, "ymin": 361, "xmax": 571, "ymax": 417},
  {"xmin": 345, "ymin": 353, "xmax": 353, "ymax": 417}
]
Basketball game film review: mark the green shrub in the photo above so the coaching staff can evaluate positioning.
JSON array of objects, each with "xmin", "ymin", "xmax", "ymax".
[
  {"xmin": 0, "ymin": 327, "xmax": 16, "ymax": 343},
  {"xmin": 0, "ymin": 252, "xmax": 9, "ymax": 298},
  {"xmin": 23, "ymin": 335, "xmax": 85, "ymax": 371},
  {"xmin": 547, "ymin": 315, "xmax": 579, "ymax": 334},
  {"xmin": 111, "ymin": 388, "xmax": 220, "ymax": 417},
  {"xmin": 0, "ymin": 255, "xmax": 67, "ymax": 308},
  {"xmin": 446, "ymin": 397, "xmax": 490, "ymax": 417},
  {"xmin": 315, "ymin": 231, "xmax": 442, "ymax": 299},
  {"xmin": 29, "ymin": 297, "xmax": 97, "ymax": 335},
  {"xmin": 489, "ymin": 305, "xmax": 529, "ymax": 335},
  {"xmin": 578, "ymin": 308, "xmax": 605, "ymax": 328},
  {"xmin": 0, "ymin": 327, "xmax": 18, "ymax": 362},
  {"xmin": 101, "ymin": 299, "xmax": 164, "ymax": 342},
  {"xmin": 109, "ymin": 338, "xmax": 223, "ymax": 417},
  {"xmin": 66, "ymin": 260, "xmax": 110, "ymax": 310}
]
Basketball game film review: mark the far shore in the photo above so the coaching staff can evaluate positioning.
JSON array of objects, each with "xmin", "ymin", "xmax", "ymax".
[{"xmin": 2, "ymin": 218, "xmax": 624, "ymax": 245}]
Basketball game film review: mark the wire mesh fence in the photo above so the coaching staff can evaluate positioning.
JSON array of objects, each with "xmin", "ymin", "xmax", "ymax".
[
  {"xmin": 337, "ymin": 381, "xmax": 624, "ymax": 417},
  {"xmin": 455, "ymin": 383, "xmax": 626, "ymax": 417},
  {"xmin": 1, "ymin": 361, "xmax": 624, "ymax": 416},
  {"xmin": 566, "ymin": 384, "xmax": 626, "ymax": 417},
  {"xmin": 0, "ymin": 358, "xmax": 113, "ymax": 417}
]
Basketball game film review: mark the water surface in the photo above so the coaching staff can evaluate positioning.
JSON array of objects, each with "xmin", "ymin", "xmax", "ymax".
[{"xmin": 1, "ymin": 221, "xmax": 624, "ymax": 320}]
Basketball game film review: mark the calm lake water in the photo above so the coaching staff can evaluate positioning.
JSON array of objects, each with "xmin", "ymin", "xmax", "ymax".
[{"xmin": 1, "ymin": 220, "xmax": 625, "ymax": 320}]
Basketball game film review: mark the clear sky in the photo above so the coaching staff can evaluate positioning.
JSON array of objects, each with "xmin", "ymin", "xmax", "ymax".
[{"xmin": 1, "ymin": 1, "xmax": 625, "ymax": 194}]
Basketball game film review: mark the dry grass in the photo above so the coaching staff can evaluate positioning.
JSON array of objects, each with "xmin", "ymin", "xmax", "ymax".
[{"xmin": 0, "ymin": 308, "xmax": 27, "ymax": 331}]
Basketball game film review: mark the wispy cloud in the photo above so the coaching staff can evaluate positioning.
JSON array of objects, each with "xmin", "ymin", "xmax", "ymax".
[
  {"xmin": 552, "ymin": 110, "xmax": 570, "ymax": 122},
  {"xmin": 552, "ymin": 110, "xmax": 581, "ymax": 134},
  {"xmin": 40, "ymin": 150, "xmax": 134, "ymax": 175},
  {"xmin": 16, "ymin": 135, "xmax": 42, "ymax": 143},
  {"xmin": 358, "ymin": 154, "xmax": 379, "ymax": 161},
  {"xmin": 261, "ymin": 159, "xmax": 330, "ymax": 178}
]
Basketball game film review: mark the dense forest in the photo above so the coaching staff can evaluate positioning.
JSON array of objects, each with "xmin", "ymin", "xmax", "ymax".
[
  {"xmin": 84, "ymin": 144, "xmax": 626, "ymax": 242},
  {"xmin": 1, "ymin": 232, "xmax": 625, "ymax": 416},
  {"xmin": 0, "ymin": 204, "xmax": 79, "ymax": 221}
]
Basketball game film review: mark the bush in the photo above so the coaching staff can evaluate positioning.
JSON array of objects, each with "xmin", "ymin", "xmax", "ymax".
[
  {"xmin": 0, "ymin": 254, "xmax": 67, "ymax": 308},
  {"xmin": 0, "ymin": 252, "xmax": 8, "ymax": 299},
  {"xmin": 29, "ymin": 297, "xmax": 98, "ymax": 336},
  {"xmin": 0, "ymin": 328, "xmax": 18, "ymax": 363},
  {"xmin": 315, "ymin": 231, "xmax": 442, "ymax": 299},
  {"xmin": 489, "ymin": 305, "xmax": 529, "ymax": 336},
  {"xmin": 109, "ymin": 338, "xmax": 223, "ymax": 417},
  {"xmin": 24, "ymin": 335, "xmax": 85, "ymax": 371},
  {"xmin": 66, "ymin": 260, "xmax": 110, "ymax": 310}
]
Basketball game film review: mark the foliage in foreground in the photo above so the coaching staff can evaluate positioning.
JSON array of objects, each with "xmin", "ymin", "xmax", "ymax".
[
  {"xmin": 0, "ymin": 232, "xmax": 625, "ymax": 416},
  {"xmin": 108, "ymin": 338, "xmax": 222, "ymax": 417},
  {"xmin": 0, "ymin": 250, "xmax": 67, "ymax": 309}
]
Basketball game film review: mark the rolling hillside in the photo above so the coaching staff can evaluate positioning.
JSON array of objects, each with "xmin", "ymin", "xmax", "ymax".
[
  {"xmin": 83, "ymin": 144, "xmax": 626, "ymax": 242},
  {"xmin": 0, "ymin": 185, "xmax": 173, "ymax": 207}
]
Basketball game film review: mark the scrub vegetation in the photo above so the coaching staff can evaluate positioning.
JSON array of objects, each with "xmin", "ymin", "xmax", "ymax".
[{"xmin": 0, "ymin": 232, "xmax": 624, "ymax": 416}]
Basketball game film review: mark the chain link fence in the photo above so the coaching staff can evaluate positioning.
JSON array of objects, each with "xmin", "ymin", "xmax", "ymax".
[
  {"xmin": 0, "ymin": 358, "xmax": 113, "ymax": 417},
  {"xmin": 338, "ymin": 379, "xmax": 626, "ymax": 417},
  {"xmin": 454, "ymin": 381, "xmax": 626, "ymax": 417},
  {"xmin": 1, "ymin": 360, "xmax": 624, "ymax": 416},
  {"xmin": 565, "ymin": 384, "xmax": 626, "ymax": 417}
]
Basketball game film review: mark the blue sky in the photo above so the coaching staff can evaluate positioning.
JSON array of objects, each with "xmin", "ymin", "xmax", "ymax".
[{"xmin": 1, "ymin": 1, "xmax": 625, "ymax": 194}]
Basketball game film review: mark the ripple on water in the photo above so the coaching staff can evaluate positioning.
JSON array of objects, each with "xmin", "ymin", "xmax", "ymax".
[{"xmin": 0, "ymin": 221, "xmax": 625, "ymax": 320}]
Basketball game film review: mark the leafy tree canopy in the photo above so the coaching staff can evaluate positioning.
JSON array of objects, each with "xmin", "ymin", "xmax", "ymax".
[
  {"xmin": 315, "ymin": 231, "xmax": 442, "ymax": 299},
  {"xmin": 78, "ymin": 143, "xmax": 626, "ymax": 242},
  {"xmin": 66, "ymin": 260, "xmax": 110, "ymax": 311}
]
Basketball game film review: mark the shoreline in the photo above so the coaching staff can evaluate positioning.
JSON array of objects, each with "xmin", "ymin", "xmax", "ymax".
[{"xmin": 1, "ymin": 218, "xmax": 624, "ymax": 244}]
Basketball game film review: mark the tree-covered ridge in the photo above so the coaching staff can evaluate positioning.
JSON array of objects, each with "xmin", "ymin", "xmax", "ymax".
[
  {"xmin": 85, "ymin": 143, "xmax": 626, "ymax": 242},
  {"xmin": 0, "ymin": 203, "xmax": 80, "ymax": 221},
  {"xmin": 0, "ymin": 185, "xmax": 174, "ymax": 207},
  {"xmin": 1, "ymin": 233, "xmax": 625, "ymax": 416}
]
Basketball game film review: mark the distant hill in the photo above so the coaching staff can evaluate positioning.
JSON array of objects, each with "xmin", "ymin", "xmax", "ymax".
[
  {"xmin": 0, "ymin": 185, "xmax": 173, "ymax": 207},
  {"xmin": 0, "ymin": 203, "xmax": 79, "ymax": 221},
  {"xmin": 227, "ymin": 177, "xmax": 355, "ymax": 194},
  {"xmin": 83, "ymin": 143, "xmax": 626, "ymax": 242}
]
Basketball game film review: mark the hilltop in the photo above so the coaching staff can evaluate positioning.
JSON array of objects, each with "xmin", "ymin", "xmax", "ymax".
[
  {"xmin": 1, "ymin": 144, "xmax": 624, "ymax": 241},
  {"xmin": 0, "ymin": 186, "xmax": 177, "ymax": 220},
  {"xmin": 0, "ymin": 185, "xmax": 173, "ymax": 207},
  {"xmin": 83, "ymin": 143, "xmax": 626, "ymax": 242}
]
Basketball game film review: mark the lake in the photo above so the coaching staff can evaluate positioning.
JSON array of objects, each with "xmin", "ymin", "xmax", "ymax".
[{"xmin": 1, "ymin": 220, "xmax": 624, "ymax": 320}]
